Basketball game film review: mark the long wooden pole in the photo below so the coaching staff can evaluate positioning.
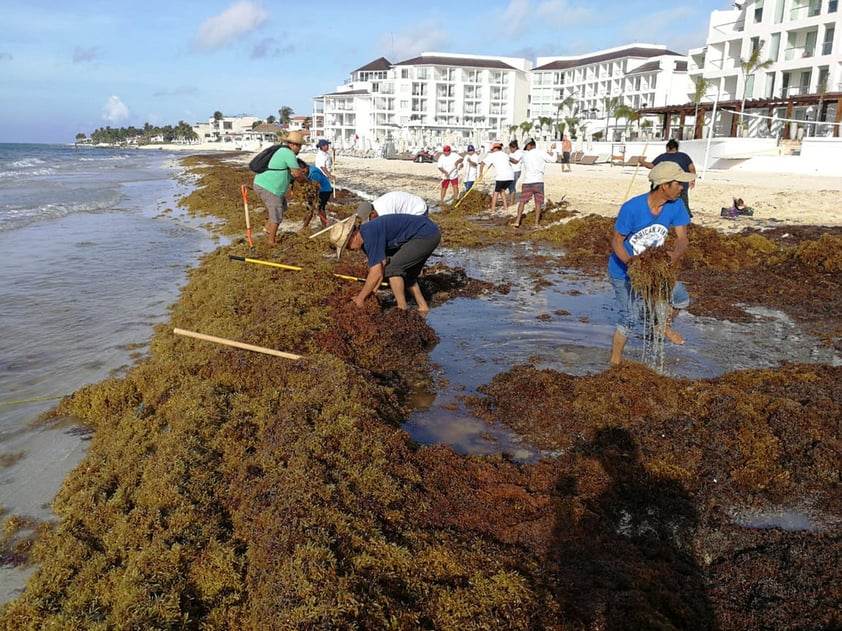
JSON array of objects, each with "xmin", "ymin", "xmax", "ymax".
[
  {"xmin": 453, "ymin": 159, "xmax": 489, "ymax": 209},
  {"xmin": 228, "ymin": 255, "xmax": 388, "ymax": 286},
  {"xmin": 173, "ymin": 328, "xmax": 303, "ymax": 360},
  {"xmin": 623, "ymin": 141, "xmax": 649, "ymax": 202},
  {"xmin": 241, "ymin": 185, "xmax": 254, "ymax": 252}
]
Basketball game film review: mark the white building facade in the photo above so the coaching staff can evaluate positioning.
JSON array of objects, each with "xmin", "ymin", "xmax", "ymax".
[
  {"xmin": 688, "ymin": 0, "xmax": 841, "ymax": 137},
  {"xmin": 531, "ymin": 44, "xmax": 690, "ymax": 141},
  {"xmin": 312, "ymin": 53, "xmax": 533, "ymax": 152}
]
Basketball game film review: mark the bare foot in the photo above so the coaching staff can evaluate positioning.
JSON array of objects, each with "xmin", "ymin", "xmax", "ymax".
[
  {"xmin": 509, "ymin": 221, "xmax": 521, "ymax": 228},
  {"xmin": 665, "ymin": 327, "xmax": 684, "ymax": 345}
]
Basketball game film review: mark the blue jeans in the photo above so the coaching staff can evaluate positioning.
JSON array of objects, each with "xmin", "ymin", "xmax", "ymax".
[
  {"xmin": 610, "ymin": 275, "xmax": 689, "ymax": 338},
  {"xmin": 508, "ymin": 171, "xmax": 521, "ymax": 196}
]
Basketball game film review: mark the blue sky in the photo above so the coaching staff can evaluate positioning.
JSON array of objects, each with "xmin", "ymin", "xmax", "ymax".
[{"xmin": 0, "ymin": 0, "xmax": 732, "ymax": 144}]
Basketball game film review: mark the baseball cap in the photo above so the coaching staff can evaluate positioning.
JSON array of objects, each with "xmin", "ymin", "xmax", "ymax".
[
  {"xmin": 524, "ymin": 137, "xmax": 536, "ymax": 147},
  {"xmin": 467, "ymin": 144, "xmax": 475, "ymax": 151},
  {"xmin": 491, "ymin": 141, "xmax": 503, "ymax": 150},
  {"xmin": 648, "ymin": 161, "xmax": 697, "ymax": 186},
  {"xmin": 442, "ymin": 145, "xmax": 451, "ymax": 152},
  {"xmin": 356, "ymin": 200, "xmax": 374, "ymax": 223},
  {"xmin": 317, "ymin": 139, "xmax": 331, "ymax": 148}
]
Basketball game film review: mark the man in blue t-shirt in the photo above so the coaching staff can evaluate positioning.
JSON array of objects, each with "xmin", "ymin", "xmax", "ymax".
[
  {"xmin": 608, "ymin": 161, "xmax": 695, "ymax": 365},
  {"xmin": 340, "ymin": 214, "xmax": 440, "ymax": 312},
  {"xmin": 638, "ymin": 139, "xmax": 696, "ymax": 216},
  {"xmin": 294, "ymin": 158, "xmax": 333, "ymax": 229}
]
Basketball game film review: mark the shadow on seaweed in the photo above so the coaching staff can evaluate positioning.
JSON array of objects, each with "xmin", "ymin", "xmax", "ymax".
[{"xmin": 550, "ymin": 427, "xmax": 719, "ymax": 630}]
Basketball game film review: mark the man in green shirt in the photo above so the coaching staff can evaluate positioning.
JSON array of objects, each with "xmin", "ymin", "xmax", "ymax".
[{"xmin": 253, "ymin": 130, "xmax": 307, "ymax": 244}]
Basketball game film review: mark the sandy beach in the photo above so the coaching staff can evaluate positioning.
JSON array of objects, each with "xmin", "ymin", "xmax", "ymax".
[{"xmin": 309, "ymin": 153, "xmax": 842, "ymax": 232}]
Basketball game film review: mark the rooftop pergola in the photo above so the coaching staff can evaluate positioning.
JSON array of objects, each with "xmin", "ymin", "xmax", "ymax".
[{"xmin": 638, "ymin": 93, "xmax": 842, "ymax": 139}]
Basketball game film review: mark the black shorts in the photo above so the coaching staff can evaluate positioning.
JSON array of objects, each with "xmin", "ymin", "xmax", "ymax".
[
  {"xmin": 384, "ymin": 232, "xmax": 441, "ymax": 286},
  {"xmin": 494, "ymin": 180, "xmax": 513, "ymax": 193},
  {"xmin": 318, "ymin": 191, "xmax": 331, "ymax": 211}
]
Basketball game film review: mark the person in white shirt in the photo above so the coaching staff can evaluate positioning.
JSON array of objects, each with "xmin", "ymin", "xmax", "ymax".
[
  {"xmin": 314, "ymin": 139, "xmax": 333, "ymax": 181},
  {"xmin": 356, "ymin": 191, "xmax": 429, "ymax": 222},
  {"xmin": 463, "ymin": 145, "xmax": 479, "ymax": 191},
  {"xmin": 511, "ymin": 138, "xmax": 558, "ymax": 228},
  {"xmin": 479, "ymin": 142, "xmax": 515, "ymax": 213},
  {"xmin": 507, "ymin": 140, "xmax": 523, "ymax": 199},
  {"xmin": 436, "ymin": 146, "xmax": 462, "ymax": 204}
]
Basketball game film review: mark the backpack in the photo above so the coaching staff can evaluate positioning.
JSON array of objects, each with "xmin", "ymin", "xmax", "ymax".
[{"xmin": 248, "ymin": 144, "xmax": 289, "ymax": 174}]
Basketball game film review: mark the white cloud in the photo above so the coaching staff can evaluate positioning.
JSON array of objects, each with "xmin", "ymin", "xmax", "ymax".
[
  {"xmin": 498, "ymin": 0, "xmax": 597, "ymax": 38},
  {"xmin": 379, "ymin": 20, "xmax": 449, "ymax": 62},
  {"xmin": 192, "ymin": 0, "xmax": 270, "ymax": 52},
  {"xmin": 501, "ymin": 0, "xmax": 531, "ymax": 37},
  {"xmin": 536, "ymin": 0, "xmax": 593, "ymax": 27},
  {"xmin": 102, "ymin": 96, "xmax": 129, "ymax": 123},
  {"xmin": 621, "ymin": 7, "xmax": 697, "ymax": 51}
]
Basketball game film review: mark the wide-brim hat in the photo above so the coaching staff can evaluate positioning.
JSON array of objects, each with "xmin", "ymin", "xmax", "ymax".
[
  {"xmin": 649, "ymin": 161, "xmax": 697, "ymax": 186},
  {"xmin": 283, "ymin": 130, "xmax": 309, "ymax": 145},
  {"xmin": 328, "ymin": 215, "xmax": 356, "ymax": 259}
]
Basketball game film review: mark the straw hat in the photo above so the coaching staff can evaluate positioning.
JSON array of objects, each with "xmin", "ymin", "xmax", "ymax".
[
  {"xmin": 328, "ymin": 215, "xmax": 356, "ymax": 259},
  {"xmin": 283, "ymin": 130, "xmax": 309, "ymax": 145}
]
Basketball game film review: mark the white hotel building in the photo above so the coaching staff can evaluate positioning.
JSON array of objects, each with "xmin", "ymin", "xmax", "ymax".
[
  {"xmin": 530, "ymin": 44, "xmax": 690, "ymax": 141},
  {"xmin": 686, "ymin": 0, "xmax": 841, "ymax": 139},
  {"xmin": 312, "ymin": 53, "xmax": 533, "ymax": 152},
  {"xmin": 310, "ymin": 2, "xmax": 840, "ymax": 150}
]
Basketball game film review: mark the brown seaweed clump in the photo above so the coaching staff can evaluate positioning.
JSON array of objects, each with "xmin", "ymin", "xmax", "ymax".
[{"xmin": 627, "ymin": 246, "xmax": 677, "ymax": 371}]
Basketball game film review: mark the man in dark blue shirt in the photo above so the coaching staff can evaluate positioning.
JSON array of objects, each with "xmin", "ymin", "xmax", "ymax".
[
  {"xmin": 638, "ymin": 139, "xmax": 696, "ymax": 216},
  {"xmin": 341, "ymin": 214, "xmax": 440, "ymax": 312}
]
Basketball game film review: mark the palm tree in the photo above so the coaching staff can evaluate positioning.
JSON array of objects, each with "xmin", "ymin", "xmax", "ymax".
[
  {"xmin": 537, "ymin": 116, "xmax": 554, "ymax": 138},
  {"xmin": 508, "ymin": 124, "xmax": 519, "ymax": 138},
  {"xmin": 691, "ymin": 76, "xmax": 709, "ymax": 139},
  {"xmin": 603, "ymin": 96, "xmax": 621, "ymax": 140},
  {"xmin": 815, "ymin": 78, "xmax": 828, "ymax": 136},
  {"xmin": 564, "ymin": 116, "xmax": 580, "ymax": 140},
  {"xmin": 614, "ymin": 105, "xmax": 639, "ymax": 139},
  {"xmin": 739, "ymin": 41, "xmax": 773, "ymax": 133},
  {"xmin": 519, "ymin": 120, "xmax": 533, "ymax": 139},
  {"xmin": 555, "ymin": 95, "xmax": 577, "ymax": 139},
  {"xmin": 278, "ymin": 106, "xmax": 294, "ymax": 126},
  {"xmin": 266, "ymin": 115, "xmax": 276, "ymax": 125}
]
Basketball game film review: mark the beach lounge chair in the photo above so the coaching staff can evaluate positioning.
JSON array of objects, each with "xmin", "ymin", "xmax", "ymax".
[
  {"xmin": 624, "ymin": 155, "xmax": 645, "ymax": 166},
  {"xmin": 571, "ymin": 151, "xmax": 585, "ymax": 164},
  {"xmin": 578, "ymin": 155, "xmax": 598, "ymax": 165},
  {"xmin": 611, "ymin": 154, "xmax": 626, "ymax": 166}
]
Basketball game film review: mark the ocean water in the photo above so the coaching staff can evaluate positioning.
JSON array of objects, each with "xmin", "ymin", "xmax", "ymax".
[{"xmin": 0, "ymin": 143, "xmax": 219, "ymax": 601}]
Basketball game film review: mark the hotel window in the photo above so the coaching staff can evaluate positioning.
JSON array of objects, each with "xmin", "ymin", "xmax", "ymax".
[
  {"xmin": 774, "ymin": 0, "xmax": 784, "ymax": 23},
  {"xmin": 770, "ymin": 32, "xmax": 781, "ymax": 60},
  {"xmin": 830, "ymin": 0, "xmax": 838, "ymax": 13},
  {"xmin": 822, "ymin": 26, "xmax": 834, "ymax": 55},
  {"xmin": 754, "ymin": 0, "xmax": 764, "ymax": 22}
]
